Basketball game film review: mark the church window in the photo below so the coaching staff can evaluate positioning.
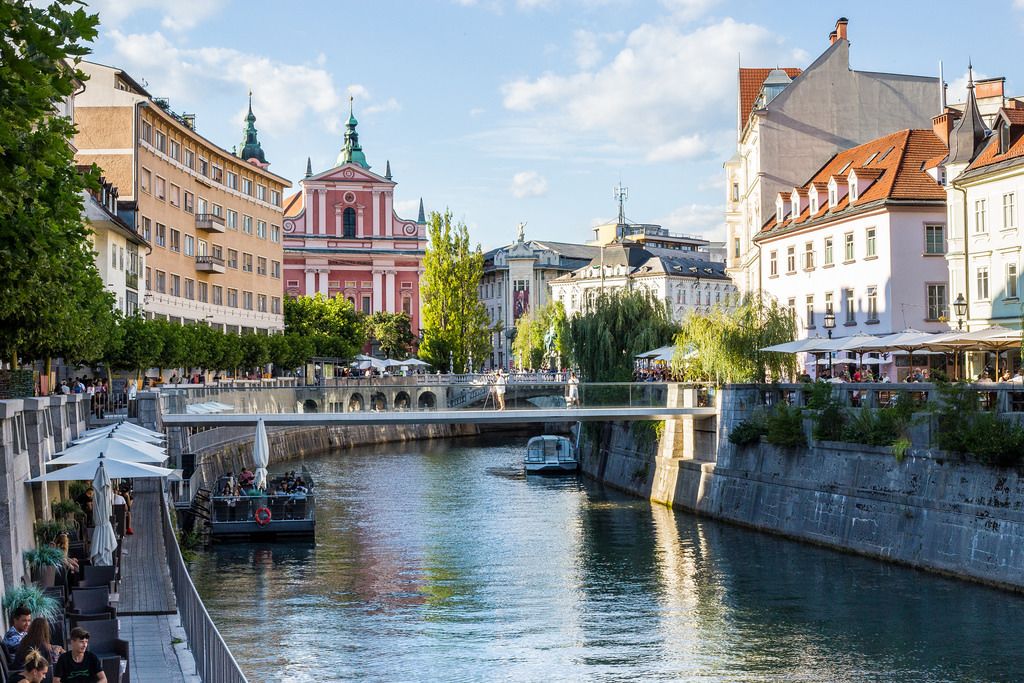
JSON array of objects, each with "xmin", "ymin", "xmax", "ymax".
[{"xmin": 343, "ymin": 207, "xmax": 356, "ymax": 238}]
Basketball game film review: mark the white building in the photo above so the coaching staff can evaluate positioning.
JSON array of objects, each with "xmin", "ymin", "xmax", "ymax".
[
  {"xmin": 755, "ymin": 128, "xmax": 949, "ymax": 377},
  {"xmin": 550, "ymin": 244, "xmax": 735, "ymax": 323},
  {"xmin": 725, "ymin": 17, "xmax": 939, "ymax": 294},
  {"xmin": 83, "ymin": 179, "xmax": 148, "ymax": 317}
]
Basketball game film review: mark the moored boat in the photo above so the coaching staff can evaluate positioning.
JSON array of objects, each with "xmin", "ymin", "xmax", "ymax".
[
  {"xmin": 208, "ymin": 468, "xmax": 316, "ymax": 540},
  {"xmin": 525, "ymin": 435, "xmax": 577, "ymax": 473}
]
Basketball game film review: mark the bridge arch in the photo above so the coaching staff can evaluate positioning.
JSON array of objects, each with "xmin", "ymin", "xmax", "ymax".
[
  {"xmin": 347, "ymin": 393, "xmax": 364, "ymax": 412},
  {"xmin": 302, "ymin": 399, "xmax": 319, "ymax": 413},
  {"xmin": 395, "ymin": 391, "xmax": 411, "ymax": 411},
  {"xmin": 370, "ymin": 391, "xmax": 387, "ymax": 411},
  {"xmin": 418, "ymin": 391, "xmax": 436, "ymax": 409}
]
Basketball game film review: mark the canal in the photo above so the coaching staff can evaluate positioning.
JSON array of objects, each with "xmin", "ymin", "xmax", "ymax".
[{"xmin": 190, "ymin": 434, "xmax": 1024, "ymax": 681}]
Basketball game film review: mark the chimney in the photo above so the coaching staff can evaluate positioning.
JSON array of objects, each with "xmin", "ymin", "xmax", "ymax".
[
  {"xmin": 975, "ymin": 77, "xmax": 1005, "ymax": 100},
  {"xmin": 835, "ymin": 17, "xmax": 849, "ymax": 42},
  {"xmin": 829, "ymin": 30, "xmax": 838, "ymax": 45},
  {"xmin": 932, "ymin": 110, "xmax": 961, "ymax": 148}
]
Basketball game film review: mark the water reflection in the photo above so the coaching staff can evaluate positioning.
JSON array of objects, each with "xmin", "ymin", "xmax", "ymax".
[{"xmin": 190, "ymin": 435, "xmax": 1024, "ymax": 682}]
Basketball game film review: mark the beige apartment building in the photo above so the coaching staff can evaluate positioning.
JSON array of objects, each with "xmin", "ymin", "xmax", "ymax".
[{"xmin": 72, "ymin": 61, "xmax": 290, "ymax": 334}]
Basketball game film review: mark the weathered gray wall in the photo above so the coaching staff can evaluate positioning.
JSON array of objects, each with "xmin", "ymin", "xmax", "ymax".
[{"xmin": 581, "ymin": 387, "xmax": 1024, "ymax": 593}]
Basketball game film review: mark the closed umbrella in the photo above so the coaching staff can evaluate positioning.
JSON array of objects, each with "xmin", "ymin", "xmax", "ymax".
[
  {"xmin": 49, "ymin": 433, "xmax": 167, "ymax": 466},
  {"xmin": 29, "ymin": 454, "xmax": 173, "ymax": 482},
  {"xmin": 253, "ymin": 418, "xmax": 269, "ymax": 490},
  {"xmin": 90, "ymin": 462, "xmax": 118, "ymax": 566}
]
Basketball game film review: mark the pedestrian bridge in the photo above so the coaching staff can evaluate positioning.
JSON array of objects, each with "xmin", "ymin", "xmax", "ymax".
[{"xmin": 159, "ymin": 381, "xmax": 717, "ymax": 427}]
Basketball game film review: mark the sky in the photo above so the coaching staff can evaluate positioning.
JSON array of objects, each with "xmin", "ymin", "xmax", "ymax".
[{"xmin": 83, "ymin": 0, "xmax": 1024, "ymax": 251}]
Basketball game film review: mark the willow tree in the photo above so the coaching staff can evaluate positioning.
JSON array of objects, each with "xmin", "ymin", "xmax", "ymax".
[
  {"xmin": 674, "ymin": 292, "xmax": 795, "ymax": 383},
  {"xmin": 565, "ymin": 289, "xmax": 676, "ymax": 381},
  {"xmin": 512, "ymin": 301, "xmax": 568, "ymax": 369},
  {"xmin": 419, "ymin": 210, "xmax": 491, "ymax": 372}
]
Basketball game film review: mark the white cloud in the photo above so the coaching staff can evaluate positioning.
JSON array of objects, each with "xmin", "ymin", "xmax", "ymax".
[
  {"xmin": 947, "ymin": 68, "xmax": 991, "ymax": 104},
  {"xmin": 395, "ymin": 199, "xmax": 421, "ymax": 217},
  {"xmin": 658, "ymin": 203, "xmax": 726, "ymax": 240},
  {"xmin": 658, "ymin": 0, "xmax": 719, "ymax": 22},
  {"xmin": 499, "ymin": 18, "xmax": 802, "ymax": 163},
  {"xmin": 365, "ymin": 97, "xmax": 401, "ymax": 115},
  {"xmin": 572, "ymin": 29, "xmax": 623, "ymax": 69},
  {"xmin": 89, "ymin": 0, "xmax": 229, "ymax": 31},
  {"xmin": 346, "ymin": 84, "xmax": 371, "ymax": 101},
  {"xmin": 511, "ymin": 170, "xmax": 549, "ymax": 198}
]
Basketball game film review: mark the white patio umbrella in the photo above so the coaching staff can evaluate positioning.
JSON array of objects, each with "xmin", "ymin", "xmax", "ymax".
[
  {"xmin": 253, "ymin": 418, "xmax": 269, "ymax": 490},
  {"xmin": 397, "ymin": 358, "xmax": 430, "ymax": 367},
  {"xmin": 49, "ymin": 434, "xmax": 167, "ymax": 466},
  {"xmin": 29, "ymin": 454, "xmax": 174, "ymax": 482},
  {"xmin": 81, "ymin": 421, "xmax": 164, "ymax": 439},
  {"xmin": 74, "ymin": 428, "xmax": 164, "ymax": 446},
  {"xmin": 90, "ymin": 463, "xmax": 118, "ymax": 566},
  {"xmin": 760, "ymin": 337, "xmax": 826, "ymax": 353}
]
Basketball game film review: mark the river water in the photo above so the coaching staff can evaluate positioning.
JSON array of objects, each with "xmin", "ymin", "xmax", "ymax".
[{"xmin": 190, "ymin": 434, "xmax": 1024, "ymax": 682}]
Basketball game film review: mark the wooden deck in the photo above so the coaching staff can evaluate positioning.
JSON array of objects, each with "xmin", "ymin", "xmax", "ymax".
[{"xmin": 119, "ymin": 479, "xmax": 176, "ymax": 615}]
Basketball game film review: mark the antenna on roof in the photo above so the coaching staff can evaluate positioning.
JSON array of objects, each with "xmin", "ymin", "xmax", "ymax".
[
  {"xmin": 613, "ymin": 182, "xmax": 628, "ymax": 227},
  {"xmin": 938, "ymin": 60, "xmax": 946, "ymax": 111}
]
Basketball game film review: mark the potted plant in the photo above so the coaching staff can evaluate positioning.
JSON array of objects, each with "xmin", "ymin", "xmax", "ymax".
[
  {"xmin": 2, "ymin": 585, "xmax": 61, "ymax": 623},
  {"xmin": 51, "ymin": 498, "xmax": 82, "ymax": 521},
  {"xmin": 33, "ymin": 519, "xmax": 69, "ymax": 547},
  {"xmin": 23, "ymin": 546, "xmax": 66, "ymax": 588}
]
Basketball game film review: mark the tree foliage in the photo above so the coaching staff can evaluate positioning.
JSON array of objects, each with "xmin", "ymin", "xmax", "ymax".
[
  {"xmin": 565, "ymin": 289, "xmax": 677, "ymax": 381},
  {"xmin": 512, "ymin": 301, "xmax": 568, "ymax": 369},
  {"xmin": 283, "ymin": 293, "xmax": 365, "ymax": 358},
  {"xmin": 419, "ymin": 210, "xmax": 491, "ymax": 372},
  {"xmin": 0, "ymin": 1, "xmax": 112, "ymax": 364},
  {"xmin": 674, "ymin": 292, "xmax": 796, "ymax": 384},
  {"xmin": 367, "ymin": 312, "xmax": 415, "ymax": 359}
]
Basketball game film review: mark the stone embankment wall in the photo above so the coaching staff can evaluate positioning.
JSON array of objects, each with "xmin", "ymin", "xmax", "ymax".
[{"xmin": 581, "ymin": 386, "xmax": 1024, "ymax": 593}]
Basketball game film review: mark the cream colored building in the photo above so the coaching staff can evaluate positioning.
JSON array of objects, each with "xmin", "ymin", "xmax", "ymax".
[
  {"xmin": 72, "ymin": 61, "xmax": 290, "ymax": 333},
  {"xmin": 83, "ymin": 180, "xmax": 148, "ymax": 316}
]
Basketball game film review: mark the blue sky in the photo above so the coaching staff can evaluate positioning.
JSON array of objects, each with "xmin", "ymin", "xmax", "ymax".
[{"xmin": 84, "ymin": 0, "xmax": 1024, "ymax": 250}]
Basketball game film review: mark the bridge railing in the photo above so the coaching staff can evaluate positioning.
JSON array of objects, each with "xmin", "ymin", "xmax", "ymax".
[{"xmin": 158, "ymin": 382, "xmax": 710, "ymax": 415}]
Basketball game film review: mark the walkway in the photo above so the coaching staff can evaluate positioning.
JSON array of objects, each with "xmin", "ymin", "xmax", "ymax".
[{"xmin": 117, "ymin": 479, "xmax": 199, "ymax": 681}]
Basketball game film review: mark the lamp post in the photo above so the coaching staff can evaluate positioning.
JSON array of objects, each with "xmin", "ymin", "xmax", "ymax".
[
  {"xmin": 954, "ymin": 294, "xmax": 968, "ymax": 379},
  {"xmin": 823, "ymin": 311, "xmax": 836, "ymax": 376}
]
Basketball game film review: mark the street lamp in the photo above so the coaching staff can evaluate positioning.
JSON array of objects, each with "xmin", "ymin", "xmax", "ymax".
[
  {"xmin": 823, "ymin": 310, "xmax": 836, "ymax": 375},
  {"xmin": 954, "ymin": 293, "xmax": 967, "ymax": 331}
]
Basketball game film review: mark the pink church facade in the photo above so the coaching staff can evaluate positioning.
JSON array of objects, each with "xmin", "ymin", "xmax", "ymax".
[{"xmin": 282, "ymin": 104, "xmax": 426, "ymax": 334}]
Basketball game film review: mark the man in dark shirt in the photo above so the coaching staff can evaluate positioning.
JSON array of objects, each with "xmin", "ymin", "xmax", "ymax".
[{"xmin": 53, "ymin": 627, "xmax": 106, "ymax": 683}]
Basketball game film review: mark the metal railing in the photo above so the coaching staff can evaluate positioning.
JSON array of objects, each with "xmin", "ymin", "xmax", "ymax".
[
  {"xmin": 194, "ymin": 254, "xmax": 225, "ymax": 268},
  {"xmin": 755, "ymin": 381, "xmax": 1024, "ymax": 415},
  {"xmin": 160, "ymin": 491, "xmax": 248, "ymax": 683}
]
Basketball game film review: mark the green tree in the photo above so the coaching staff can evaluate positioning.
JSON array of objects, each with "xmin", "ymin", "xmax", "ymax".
[
  {"xmin": 220, "ymin": 333, "xmax": 244, "ymax": 375},
  {"xmin": 240, "ymin": 334, "xmax": 270, "ymax": 374},
  {"xmin": 108, "ymin": 315, "xmax": 164, "ymax": 381},
  {"xmin": 153, "ymin": 320, "xmax": 186, "ymax": 375},
  {"xmin": 512, "ymin": 301, "xmax": 568, "ymax": 369},
  {"xmin": 284, "ymin": 293, "xmax": 364, "ymax": 358},
  {"xmin": 565, "ymin": 289, "xmax": 677, "ymax": 381},
  {"xmin": 367, "ymin": 312, "xmax": 415, "ymax": 359},
  {"xmin": 0, "ymin": 1, "xmax": 107, "ymax": 366},
  {"xmin": 419, "ymin": 210, "xmax": 491, "ymax": 372},
  {"xmin": 674, "ymin": 292, "xmax": 796, "ymax": 383},
  {"xmin": 268, "ymin": 333, "xmax": 314, "ymax": 374}
]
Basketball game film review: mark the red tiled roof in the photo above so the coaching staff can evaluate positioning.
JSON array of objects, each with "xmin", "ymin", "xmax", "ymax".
[
  {"xmin": 739, "ymin": 67, "xmax": 802, "ymax": 127},
  {"xmin": 966, "ymin": 108, "xmax": 1024, "ymax": 172},
  {"xmin": 757, "ymin": 129, "xmax": 947, "ymax": 238},
  {"xmin": 283, "ymin": 191, "xmax": 303, "ymax": 218}
]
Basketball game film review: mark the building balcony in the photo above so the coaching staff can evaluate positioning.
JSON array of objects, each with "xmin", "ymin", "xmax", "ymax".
[
  {"xmin": 195, "ymin": 213, "xmax": 226, "ymax": 233},
  {"xmin": 195, "ymin": 254, "xmax": 226, "ymax": 273},
  {"xmin": 125, "ymin": 272, "xmax": 139, "ymax": 290}
]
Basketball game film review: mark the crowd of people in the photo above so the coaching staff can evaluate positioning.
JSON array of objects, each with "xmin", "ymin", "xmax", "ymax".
[{"xmin": 3, "ymin": 606, "xmax": 108, "ymax": 682}]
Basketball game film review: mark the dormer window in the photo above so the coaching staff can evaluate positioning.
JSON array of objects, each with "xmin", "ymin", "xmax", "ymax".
[
  {"xmin": 828, "ymin": 179, "xmax": 838, "ymax": 208},
  {"xmin": 849, "ymin": 175, "xmax": 859, "ymax": 202},
  {"xmin": 809, "ymin": 193, "xmax": 818, "ymax": 214},
  {"xmin": 1000, "ymin": 124, "xmax": 1011, "ymax": 155},
  {"xmin": 776, "ymin": 197, "xmax": 785, "ymax": 222},
  {"xmin": 791, "ymin": 191, "xmax": 801, "ymax": 218}
]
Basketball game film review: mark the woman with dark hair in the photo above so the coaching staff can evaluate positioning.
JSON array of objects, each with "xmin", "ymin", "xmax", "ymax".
[
  {"xmin": 14, "ymin": 647, "xmax": 50, "ymax": 682},
  {"xmin": 13, "ymin": 617, "xmax": 63, "ymax": 670}
]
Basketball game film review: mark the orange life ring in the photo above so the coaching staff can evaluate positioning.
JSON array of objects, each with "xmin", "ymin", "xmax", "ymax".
[{"xmin": 254, "ymin": 506, "xmax": 272, "ymax": 526}]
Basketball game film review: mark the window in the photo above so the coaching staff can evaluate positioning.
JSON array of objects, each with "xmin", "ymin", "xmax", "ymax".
[
  {"xmin": 110, "ymin": 244, "xmax": 116, "ymax": 269},
  {"xmin": 733, "ymin": 237, "xmax": 741, "ymax": 259},
  {"xmin": 1000, "ymin": 124, "xmax": 1012, "ymax": 154},
  {"xmin": 1003, "ymin": 193, "xmax": 1016, "ymax": 229},
  {"xmin": 256, "ymin": 184, "xmax": 266, "ymax": 201},
  {"xmin": 243, "ymin": 291, "xmax": 253, "ymax": 310},
  {"xmin": 199, "ymin": 157, "xmax": 209, "ymax": 176},
  {"xmin": 226, "ymin": 171, "xmax": 238, "ymax": 190},
  {"xmin": 211, "ymin": 164, "xmax": 223, "ymax": 183},
  {"xmin": 804, "ymin": 242, "xmax": 814, "ymax": 270},
  {"xmin": 849, "ymin": 179, "xmax": 858, "ymax": 202},
  {"xmin": 975, "ymin": 199, "xmax": 987, "ymax": 233},
  {"xmin": 168, "ymin": 184, "xmax": 180, "ymax": 208},
  {"xmin": 786, "ymin": 246, "xmax": 796, "ymax": 273},
  {"xmin": 170, "ymin": 274, "xmax": 180, "ymax": 297},
  {"xmin": 731, "ymin": 182, "xmax": 739, "ymax": 202},
  {"xmin": 227, "ymin": 249, "xmax": 238, "ymax": 269},
  {"xmin": 865, "ymin": 228, "xmax": 876, "ymax": 257},
  {"xmin": 866, "ymin": 286, "xmax": 878, "ymax": 321},
  {"xmin": 271, "ymin": 297, "xmax": 281, "ymax": 314},
  {"xmin": 198, "ymin": 282, "xmax": 208, "ymax": 303},
  {"xmin": 402, "ymin": 297, "xmax": 412, "ymax": 316},
  {"xmin": 927, "ymin": 284, "xmax": 947, "ymax": 320},
  {"xmin": 241, "ymin": 178, "xmax": 253, "ymax": 196},
  {"xmin": 184, "ymin": 278, "xmax": 194, "ymax": 300},
  {"xmin": 140, "ymin": 120, "xmax": 152, "ymax": 144},
  {"xmin": 183, "ymin": 234, "xmax": 194, "ymax": 257},
  {"xmin": 257, "ymin": 257, "xmax": 267, "ymax": 275},
  {"xmin": 227, "ymin": 288, "xmax": 238, "ymax": 308},
  {"xmin": 769, "ymin": 250, "xmax": 778, "ymax": 276},
  {"xmin": 977, "ymin": 266, "xmax": 990, "ymax": 300},
  {"xmin": 343, "ymin": 207, "xmax": 356, "ymax": 238},
  {"xmin": 154, "ymin": 270, "xmax": 165, "ymax": 294},
  {"xmin": 140, "ymin": 168, "xmax": 151, "ymax": 194},
  {"xmin": 829, "ymin": 185, "xmax": 837, "ymax": 207},
  {"xmin": 168, "ymin": 139, "xmax": 179, "ymax": 161},
  {"xmin": 169, "ymin": 229, "xmax": 180, "ymax": 253},
  {"xmin": 824, "ymin": 291, "xmax": 833, "ymax": 315},
  {"xmin": 844, "ymin": 288, "xmax": 855, "ymax": 324},
  {"xmin": 145, "ymin": 267, "xmax": 152, "ymax": 290},
  {"xmin": 154, "ymin": 129, "xmax": 165, "ymax": 153},
  {"xmin": 141, "ymin": 216, "xmax": 152, "ymax": 242},
  {"xmin": 154, "ymin": 176, "xmax": 166, "ymax": 200},
  {"xmin": 242, "ymin": 253, "xmax": 253, "ymax": 273},
  {"xmin": 184, "ymin": 148, "xmax": 194, "ymax": 169},
  {"xmin": 787, "ymin": 298, "xmax": 796, "ymax": 322},
  {"xmin": 257, "ymin": 294, "xmax": 267, "ymax": 312},
  {"xmin": 211, "ymin": 244, "xmax": 223, "ymax": 260},
  {"xmin": 844, "ymin": 232, "xmax": 854, "ymax": 261},
  {"xmin": 184, "ymin": 191, "xmax": 194, "ymax": 214},
  {"xmin": 824, "ymin": 237, "xmax": 833, "ymax": 266},
  {"xmin": 1007, "ymin": 263, "xmax": 1019, "ymax": 299},
  {"xmin": 925, "ymin": 225, "xmax": 945, "ymax": 255},
  {"xmin": 805, "ymin": 295, "xmax": 815, "ymax": 328},
  {"xmin": 271, "ymin": 261, "xmax": 281, "ymax": 278},
  {"xmin": 810, "ymin": 194, "xmax": 818, "ymax": 214},
  {"xmin": 257, "ymin": 220, "xmax": 267, "ymax": 239},
  {"xmin": 270, "ymin": 189, "xmax": 281, "ymax": 206},
  {"xmin": 226, "ymin": 210, "xmax": 238, "ymax": 230},
  {"xmin": 212, "ymin": 203, "xmax": 223, "ymax": 218},
  {"xmin": 213, "ymin": 286, "xmax": 223, "ymax": 306},
  {"xmin": 361, "ymin": 295, "xmax": 371, "ymax": 314},
  {"xmin": 270, "ymin": 225, "xmax": 280, "ymax": 243},
  {"xmin": 243, "ymin": 215, "xmax": 253, "ymax": 235},
  {"xmin": 155, "ymin": 223, "xmax": 166, "ymax": 247}
]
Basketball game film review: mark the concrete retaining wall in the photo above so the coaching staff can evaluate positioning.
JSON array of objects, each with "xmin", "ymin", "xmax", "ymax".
[{"xmin": 580, "ymin": 386, "xmax": 1024, "ymax": 593}]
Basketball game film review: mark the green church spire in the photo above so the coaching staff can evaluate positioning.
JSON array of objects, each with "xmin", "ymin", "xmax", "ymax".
[
  {"xmin": 336, "ymin": 95, "xmax": 369, "ymax": 169},
  {"xmin": 237, "ymin": 91, "xmax": 267, "ymax": 166}
]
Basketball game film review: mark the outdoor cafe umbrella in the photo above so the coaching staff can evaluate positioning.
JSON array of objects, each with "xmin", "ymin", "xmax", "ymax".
[
  {"xmin": 74, "ymin": 426, "xmax": 165, "ymax": 446},
  {"xmin": 89, "ymin": 462, "xmax": 118, "ymax": 566},
  {"xmin": 81, "ymin": 421, "xmax": 163, "ymax": 439},
  {"xmin": 29, "ymin": 453, "xmax": 174, "ymax": 482},
  {"xmin": 253, "ymin": 418, "xmax": 269, "ymax": 490},
  {"xmin": 759, "ymin": 337, "xmax": 827, "ymax": 354},
  {"xmin": 49, "ymin": 433, "xmax": 167, "ymax": 466},
  {"xmin": 940, "ymin": 326, "xmax": 1023, "ymax": 376},
  {"xmin": 397, "ymin": 358, "xmax": 430, "ymax": 367}
]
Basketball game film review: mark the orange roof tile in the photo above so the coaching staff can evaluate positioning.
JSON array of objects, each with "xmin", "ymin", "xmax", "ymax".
[
  {"xmin": 283, "ymin": 191, "xmax": 303, "ymax": 218},
  {"xmin": 757, "ymin": 129, "xmax": 947, "ymax": 237},
  {"xmin": 966, "ymin": 107, "xmax": 1024, "ymax": 173},
  {"xmin": 739, "ymin": 67, "xmax": 802, "ymax": 127}
]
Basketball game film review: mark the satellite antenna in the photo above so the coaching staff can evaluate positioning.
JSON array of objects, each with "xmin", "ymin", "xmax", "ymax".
[{"xmin": 613, "ymin": 183, "xmax": 628, "ymax": 226}]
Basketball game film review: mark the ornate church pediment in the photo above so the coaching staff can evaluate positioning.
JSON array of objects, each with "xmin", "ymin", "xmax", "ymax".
[{"xmin": 307, "ymin": 163, "xmax": 392, "ymax": 185}]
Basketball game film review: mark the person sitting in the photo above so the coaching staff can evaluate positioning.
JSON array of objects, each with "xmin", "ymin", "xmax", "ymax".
[
  {"xmin": 239, "ymin": 468, "xmax": 255, "ymax": 488},
  {"xmin": 14, "ymin": 647, "xmax": 50, "ymax": 683},
  {"xmin": 2, "ymin": 606, "xmax": 31, "ymax": 663},
  {"xmin": 13, "ymin": 617, "xmax": 64, "ymax": 669},
  {"xmin": 53, "ymin": 627, "xmax": 105, "ymax": 683}
]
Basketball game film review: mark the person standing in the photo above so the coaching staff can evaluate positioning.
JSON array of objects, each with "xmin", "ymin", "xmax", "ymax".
[
  {"xmin": 566, "ymin": 371, "xmax": 580, "ymax": 408},
  {"xmin": 494, "ymin": 369, "xmax": 507, "ymax": 411}
]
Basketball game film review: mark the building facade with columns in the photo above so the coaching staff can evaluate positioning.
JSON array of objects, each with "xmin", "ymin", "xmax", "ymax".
[{"xmin": 282, "ymin": 103, "xmax": 427, "ymax": 333}]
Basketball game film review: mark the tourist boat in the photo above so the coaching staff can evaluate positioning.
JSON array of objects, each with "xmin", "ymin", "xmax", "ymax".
[
  {"xmin": 525, "ymin": 435, "xmax": 578, "ymax": 473},
  {"xmin": 207, "ymin": 469, "xmax": 316, "ymax": 540}
]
